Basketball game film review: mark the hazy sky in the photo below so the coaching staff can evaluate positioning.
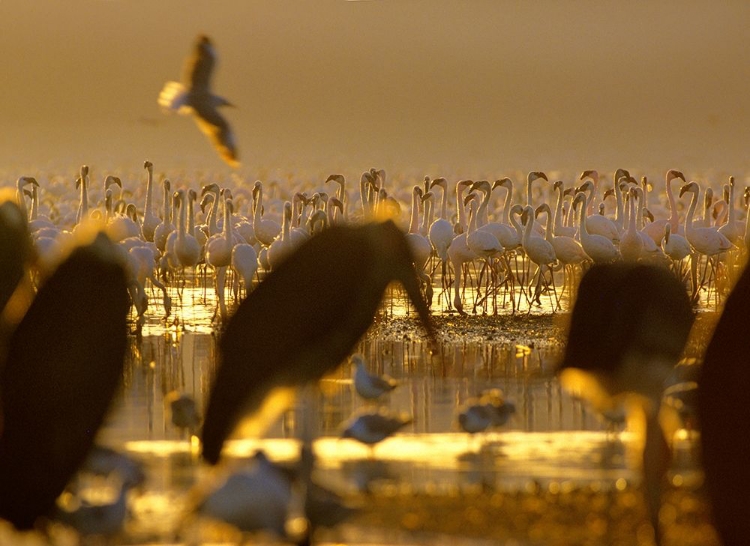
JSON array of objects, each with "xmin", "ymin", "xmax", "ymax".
[{"xmin": 1, "ymin": 0, "xmax": 749, "ymax": 175}]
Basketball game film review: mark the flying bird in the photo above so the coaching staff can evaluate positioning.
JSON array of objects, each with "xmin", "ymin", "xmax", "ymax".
[
  {"xmin": 158, "ymin": 35, "xmax": 240, "ymax": 168},
  {"xmin": 201, "ymin": 220, "xmax": 436, "ymax": 465}
]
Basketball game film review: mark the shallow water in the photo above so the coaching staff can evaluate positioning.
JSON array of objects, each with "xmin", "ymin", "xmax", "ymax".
[{"xmin": 71, "ymin": 278, "xmax": 715, "ymax": 546}]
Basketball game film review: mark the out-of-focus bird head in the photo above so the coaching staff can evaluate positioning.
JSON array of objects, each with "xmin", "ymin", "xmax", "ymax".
[{"xmin": 365, "ymin": 220, "xmax": 437, "ymax": 345}]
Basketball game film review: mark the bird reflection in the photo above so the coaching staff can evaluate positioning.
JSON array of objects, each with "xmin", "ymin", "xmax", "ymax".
[{"xmin": 158, "ymin": 35, "xmax": 240, "ymax": 168}]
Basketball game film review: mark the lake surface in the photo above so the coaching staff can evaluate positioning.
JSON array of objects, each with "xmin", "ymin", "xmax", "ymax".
[{"xmin": 73, "ymin": 278, "xmax": 713, "ymax": 546}]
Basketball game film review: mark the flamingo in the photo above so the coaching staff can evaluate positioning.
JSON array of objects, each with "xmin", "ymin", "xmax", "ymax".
[
  {"xmin": 324, "ymin": 174, "xmax": 347, "ymax": 222},
  {"xmin": 680, "ymin": 181, "xmax": 734, "ymax": 301},
  {"xmin": 140, "ymin": 161, "xmax": 160, "ymax": 242},
  {"xmin": 464, "ymin": 194, "xmax": 503, "ymax": 313},
  {"xmin": 718, "ymin": 175, "xmax": 744, "ymax": 245},
  {"xmin": 428, "ymin": 177, "xmax": 454, "ymax": 303},
  {"xmin": 206, "ymin": 197, "xmax": 236, "ymax": 321},
  {"xmin": 662, "ymin": 223, "xmax": 691, "ymax": 280},
  {"xmin": 153, "ymin": 179, "xmax": 175, "ymax": 253},
  {"xmin": 172, "ymin": 189, "xmax": 202, "ymax": 280},
  {"xmin": 551, "ymin": 181, "xmax": 576, "ymax": 238},
  {"xmin": 641, "ymin": 169, "xmax": 686, "ymax": 244},
  {"xmin": 620, "ymin": 187, "xmax": 644, "ymax": 262},
  {"xmin": 576, "ymin": 179, "xmax": 620, "ymax": 243},
  {"xmin": 231, "ymin": 242, "xmax": 258, "ymax": 300},
  {"xmin": 74, "ymin": 165, "xmax": 90, "ymax": 226},
  {"xmin": 572, "ymin": 193, "xmax": 620, "ymax": 264},
  {"xmin": 266, "ymin": 201, "xmax": 296, "ymax": 271},
  {"xmin": 536, "ymin": 202, "xmax": 586, "ymax": 305},
  {"xmin": 252, "ymin": 181, "xmax": 281, "ymax": 247},
  {"xmin": 521, "ymin": 204, "xmax": 557, "ymax": 308}
]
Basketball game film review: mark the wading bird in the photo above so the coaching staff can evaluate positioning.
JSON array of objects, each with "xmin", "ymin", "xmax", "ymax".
[
  {"xmin": 699, "ymin": 261, "xmax": 750, "ymax": 546},
  {"xmin": 351, "ymin": 353, "xmax": 397, "ymax": 401},
  {"xmin": 0, "ymin": 232, "xmax": 129, "ymax": 530},
  {"xmin": 158, "ymin": 35, "xmax": 239, "ymax": 167},
  {"xmin": 558, "ymin": 263, "xmax": 694, "ymax": 546},
  {"xmin": 201, "ymin": 220, "xmax": 436, "ymax": 465}
]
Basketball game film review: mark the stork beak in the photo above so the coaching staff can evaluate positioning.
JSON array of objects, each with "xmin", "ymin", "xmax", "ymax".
[{"xmin": 379, "ymin": 221, "xmax": 437, "ymax": 348}]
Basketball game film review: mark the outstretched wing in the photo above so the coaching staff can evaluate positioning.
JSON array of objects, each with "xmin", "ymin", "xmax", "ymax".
[
  {"xmin": 193, "ymin": 103, "xmax": 240, "ymax": 168},
  {"xmin": 183, "ymin": 34, "xmax": 215, "ymax": 94},
  {"xmin": 0, "ymin": 233, "xmax": 129, "ymax": 529},
  {"xmin": 157, "ymin": 81, "xmax": 191, "ymax": 114}
]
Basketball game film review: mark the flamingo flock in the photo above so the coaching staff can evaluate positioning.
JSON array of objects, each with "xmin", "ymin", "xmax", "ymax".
[
  {"xmin": 3, "ymin": 162, "xmax": 750, "ymax": 544},
  {"xmin": 4, "ymin": 164, "xmax": 749, "ymax": 329}
]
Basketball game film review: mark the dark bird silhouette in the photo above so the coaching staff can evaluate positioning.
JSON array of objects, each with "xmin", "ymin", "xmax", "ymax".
[
  {"xmin": 0, "ymin": 198, "xmax": 34, "ymax": 320},
  {"xmin": 158, "ymin": 34, "xmax": 239, "ymax": 168},
  {"xmin": 0, "ymin": 232, "xmax": 130, "ymax": 530},
  {"xmin": 201, "ymin": 220, "xmax": 436, "ymax": 465},
  {"xmin": 699, "ymin": 261, "xmax": 750, "ymax": 546},
  {"xmin": 558, "ymin": 263, "xmax": 694, "ymax": 546}
]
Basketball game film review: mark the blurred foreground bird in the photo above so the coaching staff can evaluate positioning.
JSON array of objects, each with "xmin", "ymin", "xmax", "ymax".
[
  {"xmin": 158, "ymin": 34, "xmax": 239, "ymax": 167},
  {"xmin": 0, "ymin": 196, "xmax": 35, "ymax": 320},
  {"xmin": 165, "ymin": 391, "xmax": 201, "ymax": 437},
  {"xmin": 699, "ymin": 261, "xmax": 750, "ymax": 546},
  {"xmin": 201, "ymin": 220, "xmax": 436, "ymax": 465},
  {"xmin": 351, "ymin": 353, "xmax": 397, "ymax": 401},
  {"xmin": 558, "ymin": 263, "xmax": 693, "ymax": 546},
  {"xmin": 0, "ymin": 232, "xmax": 130, "ymax": 530},
  {"xmin": 457, "ymin": 389, "xmax": 515, "ymax": 449}
]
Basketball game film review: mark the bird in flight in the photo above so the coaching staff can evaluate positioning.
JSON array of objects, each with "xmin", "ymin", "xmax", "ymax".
[{"xmin": 158, "ymin": 35, "xmax": 240, "ymax": 168}]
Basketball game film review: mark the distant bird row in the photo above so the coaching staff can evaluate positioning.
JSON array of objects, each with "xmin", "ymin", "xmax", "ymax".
[{"xmin": 7, "ymin": 165, "xmax": 749, "ymax": 331}]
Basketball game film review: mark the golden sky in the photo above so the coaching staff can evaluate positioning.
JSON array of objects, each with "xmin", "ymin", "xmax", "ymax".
[{"xmin": 1, "ymin": 0, "xmax": 749, "ymax": 174}]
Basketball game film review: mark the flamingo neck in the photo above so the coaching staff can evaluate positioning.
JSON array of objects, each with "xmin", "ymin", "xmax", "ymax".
[
  {"xmin": 553, "ymin": 187, "xmax": 565, "ymax": 233},
  {"xmin": 409, "ymin": 190, "xmax": 420, "ymax": 234},
  {"xmin": 144, "ymin": 169, "xmax": 154, "ymax": 216},
  {"xmin": 666, "ymin": 177, "xmax": 679, "ymax": 231},
  {"xmin": 502, "ymin": 185, "xmax": 513, "ymax": 224},
  {"xmin": 177, "ymin": 197, "xmax": 187, "ymax": 242},
  {"xmin": 685, "ymin": 188, "xmax": 698, "ymax": 234}
]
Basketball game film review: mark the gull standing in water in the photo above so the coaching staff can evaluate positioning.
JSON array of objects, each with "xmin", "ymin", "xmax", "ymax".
[{"xmin": 158, "ymin": 35, "xmax": 240, "ymax": 167}]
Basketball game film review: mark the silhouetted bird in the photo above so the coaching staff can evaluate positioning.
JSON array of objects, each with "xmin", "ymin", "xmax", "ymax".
[
  {"xmin": 201, "ymin": 220, "xmax": 435, "ymax": 465},
  {"xmin": 558, "ymin": 263, "xmax": 694, "ymax": 546},
  {"xmin": 158, "ymin": 35, "xmax": 239, "ymax": 167},
  {"xmin": 699, "ymin": 261, "xmax": 750, "ymax": 546},
  {"xmin": 0, "ymin": 232, "xmax": 130, "ymax": 530},
  {"xmin": 0, "ymin": 197, "xmax": 34, "ymax": 322}
]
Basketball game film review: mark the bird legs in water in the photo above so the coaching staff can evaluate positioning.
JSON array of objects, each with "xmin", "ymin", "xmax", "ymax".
[
  {"xmin": 212, "ymin": 266, "xmax": 228, "ymax": 324},
  {"xmin": 430, "ymin": 258, "xmax": 453, "ymax": 312},
  {"xmin": 472, "ymin": 258, "xmax": 509, "ymax": 315}
]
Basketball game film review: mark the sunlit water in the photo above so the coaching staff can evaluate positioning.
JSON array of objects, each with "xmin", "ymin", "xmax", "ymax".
[{"xmin": 56, "ymin": 276, "xmax": 709, "ymax": 546}]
